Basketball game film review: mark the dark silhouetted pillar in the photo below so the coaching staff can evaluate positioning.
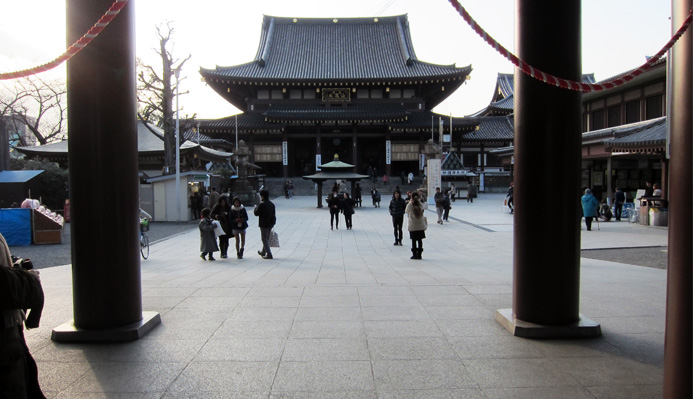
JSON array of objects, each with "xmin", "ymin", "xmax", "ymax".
[
  {"xmin": 663, "ymin": 0, "xmax": 692, "ymax": 396},
  {"xmin": 52, "ymin": 0, "xmax": 159, "ymax": 342},
  {"xmin": 496, "ymin": 0, "xmax": 599, "ymax": 337}
]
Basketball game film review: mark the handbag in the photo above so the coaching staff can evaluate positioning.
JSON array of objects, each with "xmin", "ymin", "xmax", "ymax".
[
  {"xmin": 269, "ymin": 229, "xmax": 280, "ymax": 247},
  {"xmin": 212, "ymin": 220, "xmax": 225, "ymax": 237}
]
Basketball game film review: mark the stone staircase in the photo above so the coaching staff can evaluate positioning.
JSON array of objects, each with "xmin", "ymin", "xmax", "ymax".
[{"xmin": 262, "ymin": 177, "xmax": 425, "ymax": 198}]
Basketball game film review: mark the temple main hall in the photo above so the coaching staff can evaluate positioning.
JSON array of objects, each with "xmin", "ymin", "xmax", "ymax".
[{"xmin": 198, "ymin": 15, "xmax": 513, "ymax": 179}]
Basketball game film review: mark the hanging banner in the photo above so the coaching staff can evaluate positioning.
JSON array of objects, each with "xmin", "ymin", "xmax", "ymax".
[
  {"xmin": 315, "ymin": 154, "xmax": 321, "ymax": 170},
  {"xmin": 282, "ymin": 141, "xmax": 288, "ymax": 166},
  {"xmin": 419, "ymin": 153, "xmax": 426, "ymax": 170},
  {"xmin": 385, "ymin": 140, "xmax": 391, "ymax": 165}
]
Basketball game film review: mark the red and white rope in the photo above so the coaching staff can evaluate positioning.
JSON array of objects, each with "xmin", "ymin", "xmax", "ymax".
[
  {"xmin": 0, "ymin": 0, "xmax": 128, "ymax": 81},
  {"xmin": 447, "ymin": 0, "xmax": 693, "ymax": 92}
]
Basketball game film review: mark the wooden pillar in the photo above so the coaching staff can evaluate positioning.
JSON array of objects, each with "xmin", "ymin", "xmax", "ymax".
[
  {"xmin": 316, "ymin": 181, "xmax": 323, "ymax": 208},
  {"xmin": 496, "ymin": 0, "xmax": 599, "ymax": 337},
  {"xmin": 606, "ymin": 157, "xmax": 613, "ymax": 206},
  {"xmin": 352, "ymin": 126, "xmax": 358, "ymax": 171},
  {"xmin": 316, "ymin": 127, "xmax": 322, "ymax": 169},
  {"xmin": 663, "ymin": 0, "xmax": 692, "ymax": 396},
  {"xmin": 53, "ymin": 0, "xmax": 159, "ymax": 341}
]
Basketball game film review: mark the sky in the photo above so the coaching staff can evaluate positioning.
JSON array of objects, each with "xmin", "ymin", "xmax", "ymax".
[{"xmin": 0, "ymin": 0, "xmax": 672, "ymax": 120}]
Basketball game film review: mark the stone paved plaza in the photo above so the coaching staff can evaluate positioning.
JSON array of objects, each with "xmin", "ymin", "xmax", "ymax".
[{"xmin": 28, "ymin": 194, "xmax": 669, "ymax": 398}]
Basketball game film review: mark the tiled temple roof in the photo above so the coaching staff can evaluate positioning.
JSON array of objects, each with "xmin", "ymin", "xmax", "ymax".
[{"xmin": 200, "ymin": 15, "xmax": 471, "ymax": 82}]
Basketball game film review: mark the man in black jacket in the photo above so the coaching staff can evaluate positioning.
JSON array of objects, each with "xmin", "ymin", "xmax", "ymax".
[
  {"xmin": 254, "ymin": 189, "xmax": 276, "ymax": 259},
  {"xmin": 614, "ymin": 187, "xmax": 625, "ymax": 221},
  {"xmin": 389, "ymin": 190, "xmax": 406, "ymax": 245},
  {"xmin": 0, "ymin": 233, "xmax": 45, "ymax": 399}
]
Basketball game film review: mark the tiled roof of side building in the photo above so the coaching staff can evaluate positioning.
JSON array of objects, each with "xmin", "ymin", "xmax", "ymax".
[
  {"xmin": 582, "ymin": 117, "xmax": 666, "ymax": 142},
  {"xmin": 200, "ymin": 15, "xmax": 471, "ymax": 81},
  {"xmin": 462, "ymin": 115, "xmax": 514, "ymax": 142},
  {"xmin": 605, "ymin": 117, "xmax": 667, "ymax": 149}
]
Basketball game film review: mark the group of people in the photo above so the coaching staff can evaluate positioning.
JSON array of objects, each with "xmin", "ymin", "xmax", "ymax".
[
  {"xmin": 326, "ymin": 190, "xmax": 356, "ymax": 230},
  {"xmin": 581, "ymin": 182, "xmax": 662, "ymax": 230},
  {"xmin": 433, "ymin": 187, "xmax": 453, "ymax": 224},
  {"xmin": 190, "ymin": 187, "xmax": 232, "ymax": 220},
  {"xmin": 199, "ymin": 190, "xmax": 276, "ymax": 261},
  {"xmin": 282, "ymin": 180, "xmax": 295, "ymax": 199}
]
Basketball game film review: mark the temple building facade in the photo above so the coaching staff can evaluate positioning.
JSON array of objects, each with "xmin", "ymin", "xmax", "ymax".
[{"xmin": 199, "ymin": 15, "xmax": 513, "ymax": 183}]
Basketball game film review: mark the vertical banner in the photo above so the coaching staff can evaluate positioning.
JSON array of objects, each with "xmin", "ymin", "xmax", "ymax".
[
  {"xmin": 426, "ymin": 158, "xmax": 442, "ymax": 206},
  {"xmin": 385, "ymin": 140, "xmax": 391, "ymax": 165},
  {"xmin": 419, "ymin": 153, "xmax": 426, "ymax": 170},
  {"xmin": 315, "ymin": 154, "xmax": 321, "ymax": 171},
  {"xmin": 282, "ymin": 141, "xmax": 288, "ymax": 166}
]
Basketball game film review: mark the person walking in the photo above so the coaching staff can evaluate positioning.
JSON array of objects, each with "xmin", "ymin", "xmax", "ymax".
[
  {"xmin": 199, "ymin": 208, "xmax": 218, "ymax": 261},
  {"xmin": 467, "ymin": 180, "xmax": 477, "ymax": 203},
  {"xmin": 507, "ymin": 182, "xmax": 514, "ymax": 214},
  {"xmin": 355, "ymin": 183, "xmax": 362, "ymax": 207},
  {"xmin": 581, "ymin": 188, "xmax": 600, "ymax": 231},
  {"xmin": 327, "ymin": 190, "xmax": 342, "ymax": 230},
  {"xmin": 0, "ymin": 233, "xmax": 46, "ymax": 399},
  {"xmin": 389, "ymin": 190, "xmax": 406, "ymax": 246},
  {"xmin": 342, "ymin": 193, "xmax": 355, "ymax": 230},
  {"xmin": 254, "ymin": 189, "xmax": 276, "ymax": 259},
  {"xmin": 434, "ymin": 187, "xmax": 445, "ymax": 224},
  {"xmin": 450, "ymin": 183, "xmax": 456, "ymax": 202},
  {"xmin": 211, "ymin": 196, "xmax": 231, "ymax": 258},
  {"xmin": 229, "ymin": 196, "xmax": 249, "ymax": 259},
  {"xmin": 382, "ymin": 174, "xmax": 389, "ymax": 187},
  {"xmin": 371, "ymin": 187, "xmax": 381, "ymax": 208},
  {"xmin": 287, "ymin": 180, "xmax": 294, "ymax": 199},
  {"xmin": 405, "ymin": 194, "xmax": 427, "ymax": 259},
  {"xmin": 614, "ymin": 187, "xmax": 625, "ymax": 221},
  {"xmin": 209, "ymin": 187, "xmax": 221, "ymax": 210},
  {"xmin": 443, "ymin": 190, "xmax": 451, "ymax": 221},
  {"xmin": 407, "ymin": 172, "xmax": 414, "ymax": 184}
]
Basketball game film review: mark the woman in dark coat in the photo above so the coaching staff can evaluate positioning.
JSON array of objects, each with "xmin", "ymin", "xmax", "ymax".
[
  {"xmin": 342, "ymin": 193, "xmax": 355, "ymax": 230},
  {"xmin": 211, "ymin": 196, "xmax": 231, "ymax": 258},
  {"xmin": 0, "ymin": 233, "xmax": 46, "ymax": 399},
  {"xmin": 199, "ymin": 208, "xmax": 218, "ymax": 260},
  {"xmin": 229, "ymin": 196, "xmax": 249, "ymax": 259},
  {"xmin": 389, "ymin": 190, "xmax": 406, "ymax": 246},
  {"xmin": 327, "ymin": 190, "xmax": 342, "ymax": 230}
]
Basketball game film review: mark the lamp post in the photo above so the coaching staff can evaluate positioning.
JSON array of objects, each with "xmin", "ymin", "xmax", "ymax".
[{"xmin": 174, "ymin": 67, "xmax": 181, "ymax": 222}]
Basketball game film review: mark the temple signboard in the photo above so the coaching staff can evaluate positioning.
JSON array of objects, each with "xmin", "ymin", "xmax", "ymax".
[{"xmin": 322, "ymin": 88, "xmax": 350, "ymax": 102}]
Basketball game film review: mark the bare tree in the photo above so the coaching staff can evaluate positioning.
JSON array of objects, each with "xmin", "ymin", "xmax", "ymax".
[
  {"xmin": 0, "ymin": 76, "xmax": 67, "ymax": 146},
  {"xmin": 137, "ymin": 21, "xmax": 192, "ymax": 173}
]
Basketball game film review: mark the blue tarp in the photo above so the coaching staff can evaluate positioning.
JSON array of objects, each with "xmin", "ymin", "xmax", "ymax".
[{"xmin": 0, "ymin": 208, "xmax": 32, "ymax": 246}]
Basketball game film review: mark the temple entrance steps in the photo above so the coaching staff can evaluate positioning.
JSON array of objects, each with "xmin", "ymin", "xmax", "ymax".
[{"xmin": 261, "ymin": 176, "xmax": 425, "ymax": 198}]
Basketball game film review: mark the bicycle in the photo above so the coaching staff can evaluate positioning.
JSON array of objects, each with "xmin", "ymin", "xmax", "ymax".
[{"xmin": 140, "ymin": 217, "xmax": 150, "ymax": 259}]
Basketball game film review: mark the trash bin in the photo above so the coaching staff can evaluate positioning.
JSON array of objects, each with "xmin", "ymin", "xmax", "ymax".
[
  {"xmin": 639, "ymin": 200, "xmax": 650, "ymax": 226},
  {"xmin": 649, "ymin": 208, "xmax": 668, "ymax": 226},
  {"xmin": 627, "ymin": 207, "xmax": 639, "ymax": 223}
]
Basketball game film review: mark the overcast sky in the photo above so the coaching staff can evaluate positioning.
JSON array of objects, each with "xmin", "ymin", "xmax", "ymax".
[{"xmin": 0, "ymin": 0, "xmax": 672, "ymax": 120}]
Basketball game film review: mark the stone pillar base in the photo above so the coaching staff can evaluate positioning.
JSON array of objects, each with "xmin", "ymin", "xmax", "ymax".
[
  {"xmin": 496, "ymin": 308, "xmax": 601, "ymax": 339},
  {"xmin": 51, "ymin": 311, "xmax": 161, "ymax": 343}
]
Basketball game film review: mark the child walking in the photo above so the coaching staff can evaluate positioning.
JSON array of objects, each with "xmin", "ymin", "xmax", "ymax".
[{"xmin": 199, "ymin": 208, "xmax": 218, "ymax": 261}]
